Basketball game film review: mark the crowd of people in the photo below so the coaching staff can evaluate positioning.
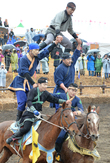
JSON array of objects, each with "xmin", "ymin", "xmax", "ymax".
[{"xmin": 0, "ymin": 2, "xmax": 110, "ymax": 162}]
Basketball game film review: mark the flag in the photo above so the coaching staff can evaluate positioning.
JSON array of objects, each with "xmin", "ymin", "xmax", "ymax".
[
  {"xmin": 78, "ymin": 72, "xmax": 80, "ymax": 79},
  {"xmin": 32, "ymin": 126, "xmax": 40, "ymax": 163}
]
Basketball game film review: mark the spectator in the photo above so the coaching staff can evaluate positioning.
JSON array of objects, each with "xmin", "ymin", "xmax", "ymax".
[
  {"xmin": 11, "ymin": 35, "xmax": 16, "ymax": 44},
  {"xmin": 9, "ymin": 29, "xmax": 14, "ymax": 39},
  {"xmin": 40, "ymin": 57, "xmax": 49, "ymax": 74},
  {"xmin": 7, "ymin": 38, "xmax": 13, "ymax": 44},
  {"xmin": 78, "ymin": 53, "xmax": 87, "ymax": 76},
  {"xmin": 0, "ymin": 17, "xmax": 2, "ymax": 26},
  {"xmin": 11, "ymin": 49, "xmax": 18, "ymax": 72},
  {"xmin": 25, "ymin": 29, "xmax": 31, "ymax": 44},
  {"xmin": 0, "ymin": 63, "xmax": 7, "ymax": 92},
  {"xmin": 0, "ymin": 47, "xmax": 4, "ymax": 66},
  {"xmin": 93, "ymin": 52, "xmax": 97, "ymax": 76},
  {"xmin": 95, "ymin": 54, "xmax": 103, "ymax": 77},
  {"xmin": 4, "ymin": 32, "xmax": 8, "ymax": 44},
  {"xmin": 75, "ymin": 59, "xmax": 79, "ymax": 75},
  {"xmin": 30, "ymin": 28, "xmax": 36, "ymax": 43},
  {"xmin": 87, "ymin": 54, "xmax": 95, "ymax": 76},
  {"xmin": 5, "ymin": 49, "xmax": 11, "ymax": 72},
  {"xmin": 102, "ymin": 54, "xmax": 110, "ymax": 79},
  {"xmin": 4, "ymin": 19, "xmax": 9, "ymax": 27},
  {"xmin": 0, "ymin": 31, "xmax": 4, "ymax": 46},
  {"xmin": 17, "ymin": 48, "xmax": 23, "ymax": 67}
]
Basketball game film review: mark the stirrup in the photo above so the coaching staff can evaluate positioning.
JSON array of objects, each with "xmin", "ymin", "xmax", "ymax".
[{"xmin": 55, "ymin": 153, "xmax": 61, "ymax": 162}]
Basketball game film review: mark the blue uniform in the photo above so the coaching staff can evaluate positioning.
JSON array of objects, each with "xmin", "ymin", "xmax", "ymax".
[
  {"xmin": 52, "ymin": 92, "xmax": 84, "ymax": 145},
  {"xmin": 54, "ymin": 49, "xmax": 80, "ymax": 93},
  {"xmin": 8, "ymin": 50, "xmax": 49, "ymax": 111},
  {"xmin": 52, "ymin": 92, "xmax": 84, "ymax": 112}
]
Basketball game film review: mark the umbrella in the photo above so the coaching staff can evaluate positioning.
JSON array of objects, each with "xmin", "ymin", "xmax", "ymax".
[
  {"xmin": 32, "ymin": 34, "xmax": 45, "ymax": 41},
  {"xmin": 87, "ymin": 49, "xmax": 100, "ymax": 55},
  {"xmin": 2, "ymin": 44, "xmax": 15, "ymax": 54},
  {"xmin": 14, "ymin": 40, "xmax": 27, "ymax": 47},
  {"xmin": 0, "ymin": 26, "xmax": 8, "ymax": 34}
]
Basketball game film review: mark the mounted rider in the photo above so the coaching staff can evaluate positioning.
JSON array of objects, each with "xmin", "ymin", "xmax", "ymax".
[{"xmin": 6, "ymin": 77, "xmax": 71, "ymax": 145}]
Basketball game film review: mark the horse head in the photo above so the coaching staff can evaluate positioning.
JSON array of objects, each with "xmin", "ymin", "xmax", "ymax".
[
  {"xmin": 86, "ymin": 105, "xmax": 100, "ymax": 141},
  {"xmin": 60, "ymin": 102, "xmax": 79, "ymax": 135}
]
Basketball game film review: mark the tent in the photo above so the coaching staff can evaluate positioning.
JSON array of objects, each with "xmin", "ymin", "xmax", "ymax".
[{"xmin": 13, "ymin": 22, "xmax": 26, "ymax": 37}]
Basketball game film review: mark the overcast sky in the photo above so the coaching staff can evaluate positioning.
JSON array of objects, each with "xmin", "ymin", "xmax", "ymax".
[{"xmin": 1, "ymin": 0, "xmax": 110, "ymax": 43}]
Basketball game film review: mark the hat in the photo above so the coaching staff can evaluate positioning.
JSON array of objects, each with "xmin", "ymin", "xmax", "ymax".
[
  {"xmin": 62, "ymin": 52, "xmax": 72, "ymax": 59},
  {"xmin": 38, "ymin": 77, "xmax": 48, "ymax": 84},
  {"xmin": 27, "ymin": 43, "xmax": 39, "ymax": 52}
]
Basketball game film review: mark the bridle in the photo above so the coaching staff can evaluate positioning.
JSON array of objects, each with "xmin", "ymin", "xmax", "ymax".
[
  {"xmin": 60, "ymin": 108, "xmax": 77, "ymax": 131},
  {"xmin": 77, "ymin": 112, "xmax": 99, "ymax": 140}
]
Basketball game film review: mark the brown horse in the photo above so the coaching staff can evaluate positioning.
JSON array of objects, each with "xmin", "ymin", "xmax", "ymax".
[
  {"xmin": 0, "ymin": 102, "xmax": 78, "ymax": 163},
  {"xmin": 59, "ymin": 105, "xmax": 100, "ymax": 163}
]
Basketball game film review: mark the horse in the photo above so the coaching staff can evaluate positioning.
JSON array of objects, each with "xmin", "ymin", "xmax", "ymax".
[
  {"xmin": 58, "ymin": 105, "xmax": 100, "ymax": 163},
  {"xmin": 0, "ymin": 102, "xmax": 78, "ymax": 163}
]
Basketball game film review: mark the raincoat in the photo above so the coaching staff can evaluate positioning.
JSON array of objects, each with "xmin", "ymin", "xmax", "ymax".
[
  {"xmin": 102, "ymin": 58, "xmax": 110, "ymax": 73},
  {"xmin": 87, "ymin": 55, "xmax": 95, "ymax": 71},
  {"xmin": 0, "ymin": 67, "xmax": 7, "ymax": 87},
  {"xmin": 95, "ymin": 58, "xmax": 103, "ymax": 73},
  {"xmin": 11, "ymin": 50, "xmax": 18, "ymax": 71}
]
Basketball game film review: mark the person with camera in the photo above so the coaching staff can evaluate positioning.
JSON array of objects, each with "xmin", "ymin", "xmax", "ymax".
[{"xmin": 102, "ymin": 54, "xmax": 110, "ymax": 79}]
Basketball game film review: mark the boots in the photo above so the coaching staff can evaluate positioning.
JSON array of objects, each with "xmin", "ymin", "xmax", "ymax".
[
  {"xmin": 39, "ymin": 42, "xmax": 47, "ymax": 50},
  {"xmin": 6, "ymin": 131, "xmax": 22, "ymax": 144},
  {"xmin": 55, "ymin": 132, "xmax": 68, "ymax": 162},
  {"xmin": 16, "ymin": 110, "xmax": 23, "ymax": 121}
]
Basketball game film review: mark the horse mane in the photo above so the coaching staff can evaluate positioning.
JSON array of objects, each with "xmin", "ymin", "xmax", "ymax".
[
  {"xmin": 47, "ymin": 107, "xmax": 62, "ymax": 121},
  {"xmin": 76, "ymin": 112, "xmax": 86, "ymax": 129}
]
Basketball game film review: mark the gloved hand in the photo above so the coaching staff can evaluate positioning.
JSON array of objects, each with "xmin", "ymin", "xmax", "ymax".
[{"xmin": 33, "ymin": 110, "xmax": 39, "ymax": 116}]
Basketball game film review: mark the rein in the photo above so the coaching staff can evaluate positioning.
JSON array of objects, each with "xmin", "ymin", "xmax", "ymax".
[
  {"xmin": 60, "ymin": 108, "xmax": 77, "ymax": 131},
  {"xmin": 35, "ymin": 108, "xmax": 76, "ymax": 131},
  {"xmin": 77, "ymin": 112, "xmax": 98, "ymax": 140}
]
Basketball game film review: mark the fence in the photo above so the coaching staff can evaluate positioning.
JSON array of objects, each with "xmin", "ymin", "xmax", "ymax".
[
  {"xmin": 0, "ymin": 83, "xmax": 110, "ymax": 96},
  {"xmin": 78, "ymin": 81, "xmax": 110, "ymax": 95}
]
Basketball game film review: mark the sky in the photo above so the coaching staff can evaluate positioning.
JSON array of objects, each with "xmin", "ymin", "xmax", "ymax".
[{"xmin": 1, "ymin": 0, "xmax": 110, "ymax": 43}]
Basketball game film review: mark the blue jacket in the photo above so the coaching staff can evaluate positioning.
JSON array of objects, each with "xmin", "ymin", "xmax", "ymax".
[
  {"xmin": 87, "ymin": 55, "xmax": 95, "ymax": 71},
  {"xmin": 8, "ymin": 50, "xmax": 49, "ymax": 92},
  {"xmin": 54, "ymin": 49, "xmax": 80, "ymax": 93},
  {"xmin": 52, "ymin": 92, "xmax": 84, "ymax": 112}
]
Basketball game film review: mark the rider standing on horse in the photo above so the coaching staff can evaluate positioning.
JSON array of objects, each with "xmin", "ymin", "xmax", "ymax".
[
  {"xmin": 6, "ymin": 77, "xmax": 71, "ymax": 145},
  {"xmin": 8, "ymin": 36, "xmax": 63, "ymax": 124},
  {"xmin": 39, "ymin": 2, "xmax": 81, "ymax": 53}
]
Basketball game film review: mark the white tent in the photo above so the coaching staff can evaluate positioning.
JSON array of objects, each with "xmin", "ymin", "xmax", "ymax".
[{"xmin": 13, "ymin": 23, "xmax": 26, "ymax": 37}]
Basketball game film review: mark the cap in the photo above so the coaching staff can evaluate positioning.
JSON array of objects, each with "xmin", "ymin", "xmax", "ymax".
[
  {"xmin": 27, "ymin": 43, "xmax": 39, "ymax": 52},
  {"xmin": 38, "ymin": 77, "xmax": 48, "ymax": 84},
  {"xmin": 62, "ymin": 52, "xmax": 72, "ymax": 59}
]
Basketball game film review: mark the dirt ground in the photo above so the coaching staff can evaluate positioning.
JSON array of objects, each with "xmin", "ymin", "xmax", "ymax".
[
  {"xmin": 0, "ymin": 103, "xmax": 110, "ymax": 163},
  {"xmin": 0, "ymin": 58, "xmax": 110, "ymax": 162}
]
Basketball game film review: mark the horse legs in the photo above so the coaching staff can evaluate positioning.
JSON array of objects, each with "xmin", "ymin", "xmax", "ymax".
[{"xmin": 0, "ymin": 146, "xmax": 13, "ymax": 163}]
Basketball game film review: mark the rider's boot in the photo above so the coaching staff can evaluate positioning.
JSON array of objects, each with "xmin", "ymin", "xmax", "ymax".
[
  {"xmin": 6, "ymin": 131, "xmax": 22, "ymax": 144},
  {"xmin": 16, "ymin": 110, "xmax": 23, "ymax": 126},
  {"xmin": 55, "ymin": 143, "xmax": 62, "ymax": 162}
]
